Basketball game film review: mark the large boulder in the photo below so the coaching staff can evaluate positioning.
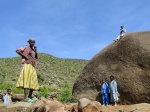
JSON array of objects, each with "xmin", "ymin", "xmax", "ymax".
[{"xmin": 73, "ymin": 31, "xmax": 150, "ymax": 104}]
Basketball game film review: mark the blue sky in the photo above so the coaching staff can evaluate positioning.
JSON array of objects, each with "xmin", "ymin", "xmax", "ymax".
[{"xmin": 0, "ymin": 0, "xmax": 150, "ymax": 60}]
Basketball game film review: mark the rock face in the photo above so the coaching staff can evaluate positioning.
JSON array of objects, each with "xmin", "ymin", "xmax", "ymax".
[
  {"xmin": 0, "ymin": 102, "xmax": 32, "ymax": 112},
  {"xmin": 73, "ymin": 31, "xmax": 150, "ymax": 104},
  {"xmin": 0, "ymin": 98, "xmax": 150, "ymax": 112},
  {"xmin": 0, "ymin": 99, "xmax": 65, "ymax": 112}
]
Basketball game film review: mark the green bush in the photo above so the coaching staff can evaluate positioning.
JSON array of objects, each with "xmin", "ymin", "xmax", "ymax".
[
  {"xmin": 57, "ymin": 88, "xmax": 77, "ymax": 103},
  {"xmin": 37, "ymin": 85, "xmax": 50, "ymax": 98},
  {"xmin": 0, "ymin": 73, "xmax": 4, "ymax": 84},
  {"xmin": 0, "ymin": 83, "xmax": 13, "ymax": 90},
  {"xmin": 12, "ymin": 88, "xmax": 23, "ymax": 94},
  {"xmin": 0, "ymin": 82, "xmax": 23, "ymax": 94}
]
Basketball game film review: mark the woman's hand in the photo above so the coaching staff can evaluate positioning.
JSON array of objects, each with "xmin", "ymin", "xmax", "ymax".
[{"xmin": 34, "ymin": 46, "xmax": 37, "ymax": 52}]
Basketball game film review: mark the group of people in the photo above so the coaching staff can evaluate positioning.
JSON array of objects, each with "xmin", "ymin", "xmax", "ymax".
[
  {"xmin": 4, "ymin": 27, "xmax": 123, "ymax": 104},
  {"xmin": 100, "ymin": 26, "xmax": 125, "ymax": 106},
  {"xmin": 100, "ymin": 75, "xmax": 119, "ymax": 106}
]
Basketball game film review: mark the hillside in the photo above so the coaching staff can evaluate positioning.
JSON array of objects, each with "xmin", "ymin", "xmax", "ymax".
[{"xmin": 0, "ymin": 53, "xmax": 88, "ymax": 88}]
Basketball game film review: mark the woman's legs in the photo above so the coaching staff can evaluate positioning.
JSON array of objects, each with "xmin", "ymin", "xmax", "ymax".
[
  {"xmin": 24, "ymin": 88, "xmax": 29, "ymax": 99},
  {"xmin": 24, "ymin": 89, "xmax": 34, "ymax": 102},
  {"xmin": 24, "ymin": 88, "xmax": 34, "ymax": 99},
  {"xmin": 28, "ymin": 89, "xmax": 33, "ymax": 99}
]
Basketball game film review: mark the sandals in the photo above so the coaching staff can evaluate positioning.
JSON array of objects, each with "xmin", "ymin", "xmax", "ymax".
[
  {"xmin": 23, "ymin": 98, "xmax": 34, "ymax": 103},
  {"xmin": 24, "ymin": 97, "xmax": 38, "ymax": 103},
  {"xmin": 31, "ymin": 97, "xmax": 38, "ymax": 101}
]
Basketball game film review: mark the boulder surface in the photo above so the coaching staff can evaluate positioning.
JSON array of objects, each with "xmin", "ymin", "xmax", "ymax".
[{"xmin": 73, "ymin": 31, "xmax": 150, "ymax": 104}]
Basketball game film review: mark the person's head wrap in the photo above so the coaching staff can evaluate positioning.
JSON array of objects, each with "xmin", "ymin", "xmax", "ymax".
[
  {"xmin": 121, "ymin": 26, "xmax": 124, "ymax": 28},
  {"xmin": 27, "ymin": 38, "xmax": 35, "ymax": 42}
]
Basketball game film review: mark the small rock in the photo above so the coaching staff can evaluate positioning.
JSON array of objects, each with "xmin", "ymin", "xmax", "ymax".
[
  {"xmin": 12, "ymin": 94, "xmax": 24, "ymax": 101},
  {"xmin": 31, "ymin": 100, "xmax": 45, "ymax": 112}
]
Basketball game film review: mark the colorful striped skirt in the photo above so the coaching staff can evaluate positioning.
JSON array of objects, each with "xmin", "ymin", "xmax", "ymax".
[{"xmin": 16, "ymin": 64, "xmax": 39, "ymax": 90}]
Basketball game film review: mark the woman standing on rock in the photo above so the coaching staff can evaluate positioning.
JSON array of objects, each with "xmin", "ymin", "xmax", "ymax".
[{"xmin": 16, "ymin": 38, "xmax": 39, "ymax": 102}]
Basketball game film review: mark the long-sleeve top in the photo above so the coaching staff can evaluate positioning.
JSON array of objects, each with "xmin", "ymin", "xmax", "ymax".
[
  {"xmin": 110, "ymin": 80, "xmax": 118, "ymax": 94},
  {"xmin": 16, "ymin": 46, "xmax": 38, "ymax": 67},
  {"xmin": 101, "ymin": 82, "xmax": 109, "ymax": 93},
  {"xmin": 4, "ymin": 94, "xmax": 12, "ymax": 105}
]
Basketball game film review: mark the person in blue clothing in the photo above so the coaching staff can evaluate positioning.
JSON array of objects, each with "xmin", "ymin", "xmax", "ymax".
[
  {"xmin": 101, "ymin": 79, "xmax": 109, "ymax": 106},
  {"xmin": 110, "ymin": 75, "xmax": 119, "ymax": 106}
]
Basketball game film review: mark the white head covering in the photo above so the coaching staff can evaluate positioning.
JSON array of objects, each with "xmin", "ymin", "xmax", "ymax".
[{"xmin": 27, "ymin": 38, "xmax": 35, "ymax": 42}]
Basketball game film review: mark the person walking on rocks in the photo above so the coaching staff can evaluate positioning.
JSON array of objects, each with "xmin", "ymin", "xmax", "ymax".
[
  {"xmin": 101, "ymin": 79, "xmax": 109, "ymax": 106},
  {"xmin": 110, "ymin": 75, "xmax": 119, "ymax": 106},
  {"xmin": 16, "ymin": 38, "xmax": 39, "ymax": 102}
]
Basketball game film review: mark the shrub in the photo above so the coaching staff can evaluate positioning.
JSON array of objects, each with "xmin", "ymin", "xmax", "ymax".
[
  {"xmin": 0, "ymin": 83, "xmax": 13, "ymax": 90},
  {"xmin": 0, "ymin": 73, "xmax": 4, "ymax": 84},
  {"xmin": 12, "ymin": 88, "xmax": 23, "ymax": 94},
  {"xmin": 57, "ymin": 88, "xmax": 77, "ymax": 103},
  {"xmin": 0, "ymin": 82, "xmax": 24, "ymax": 94},
  {"xmin": 37, "ymin": 85, "xmax": 50, "ymax": 98}
]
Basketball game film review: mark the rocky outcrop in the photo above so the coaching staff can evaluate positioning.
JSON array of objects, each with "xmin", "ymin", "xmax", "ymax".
[
  {"xmin": 0, "ymin": 99, "xmax": 65, "ymax": 112},
  {"xmin": 0, "ymin": 98, "xmax": 150, "ymax": 112},
  {"xmin": 0, "ymin": 102, "xmax": 32, "ymax": 112},
  {"xmin": 99, "ymin": 103, "xmax": 150, "ymax": 112},
  {"xmin": 73, "ymin": 31, "xmax": 150, "ymax": 104}
]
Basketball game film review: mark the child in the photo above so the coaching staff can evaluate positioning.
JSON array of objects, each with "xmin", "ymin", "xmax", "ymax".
[
  {"xmin": 101, "ymin": 79, "xmax": 109, "ymax": 106},
  {"xmin": 4, "ymin": 89, "xmax": 12, "ymax": 105}
]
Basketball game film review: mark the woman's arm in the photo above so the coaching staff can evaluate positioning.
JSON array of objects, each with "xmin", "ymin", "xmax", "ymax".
[
  {"xmin": 16, "ymin": 46, "xmax": 29, "ymax": 60},
  {"xmin": 34, "ymin": 46, "xmax": 38, "ymax": 59}
]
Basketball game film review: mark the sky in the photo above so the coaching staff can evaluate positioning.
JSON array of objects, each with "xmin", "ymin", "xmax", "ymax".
[{"xmin": 0, "ymin": 0, "xmax": 150, "ymax": 60}]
